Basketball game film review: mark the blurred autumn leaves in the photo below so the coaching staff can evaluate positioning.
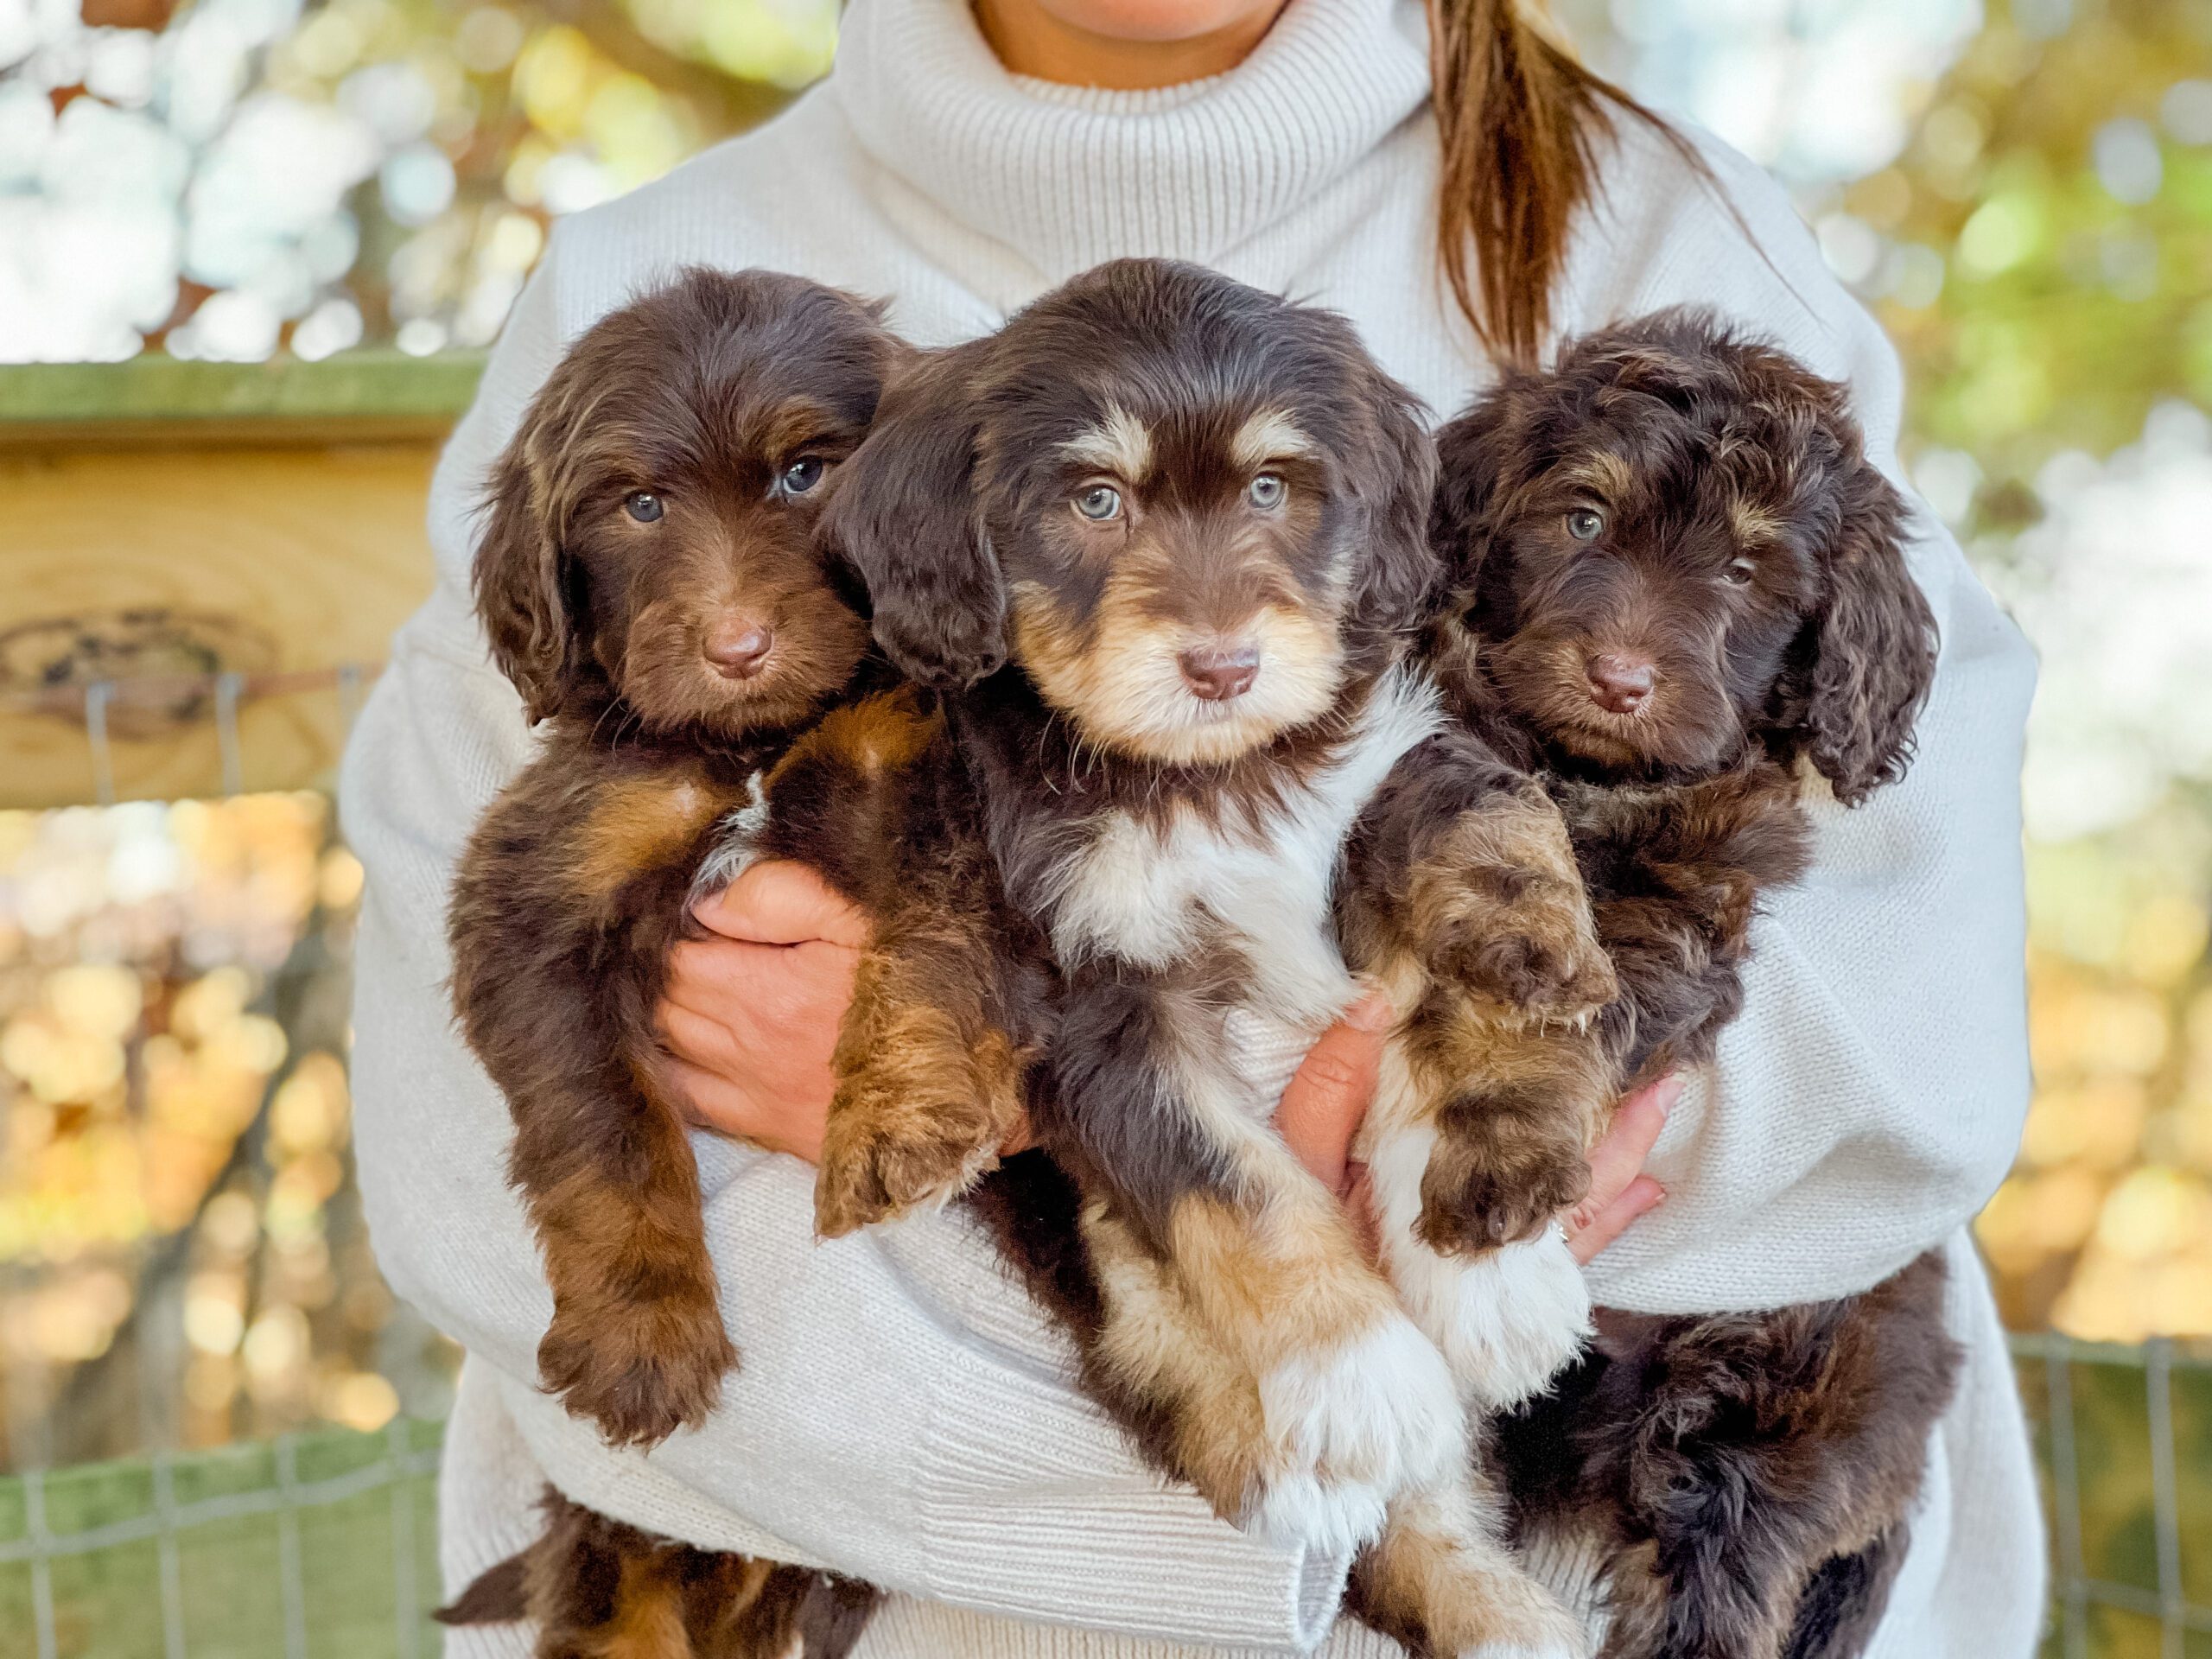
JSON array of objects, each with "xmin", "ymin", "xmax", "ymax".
[
  {"xmin": 0, "ymin": 798, "xmax": 431, "ymax": 1467},
  {"xmin": 1837, "ymin": 0, "xmax": 2212, "ymax": 1341}
]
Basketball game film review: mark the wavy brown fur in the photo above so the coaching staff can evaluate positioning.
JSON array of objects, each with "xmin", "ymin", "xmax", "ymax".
[
  {"xmin": 1421, "ymin": 310, "xmax": 1955, "ymax": 1658},
  {"xmin": 435, "ymin": 1487, "xmax": 881, "ymax": 1659}
]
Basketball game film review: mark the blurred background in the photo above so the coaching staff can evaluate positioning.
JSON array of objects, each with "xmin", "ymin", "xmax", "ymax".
[{"xmin": 0, "ymin": 0, "xmax": 2208, "ymax": 1652}]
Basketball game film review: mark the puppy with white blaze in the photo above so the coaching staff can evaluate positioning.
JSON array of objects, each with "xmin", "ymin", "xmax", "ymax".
[{"xmin": 825, "ymin": 257, "xmax": 1606, "ymax": 1659}]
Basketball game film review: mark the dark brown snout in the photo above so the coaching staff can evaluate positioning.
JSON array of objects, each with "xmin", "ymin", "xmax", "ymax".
[
  {"xmin": 1586, "ymin": 652, "xmax": 1656, "ymax": 715},
  {"xmin": 705, "ymin": 618, "xmax": 775, "ymax": 680},
  {"xmin": 1179, "ymin": 644, "xmax": 1261, "ymax": 702}
]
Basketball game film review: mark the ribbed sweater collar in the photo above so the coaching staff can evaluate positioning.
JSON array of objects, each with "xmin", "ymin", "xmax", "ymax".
[{"xmin": 832, "ymin": 0, "xmax": 1432, "ymax": 280}]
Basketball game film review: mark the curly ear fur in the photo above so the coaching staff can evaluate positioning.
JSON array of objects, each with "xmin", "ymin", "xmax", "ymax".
[
  {"xmin": 1344, "ymin": 363, "xmax": 1444, "ymax": 640},
  {"xmin": 1780, "ymin": 455, "xmax": 1938, "ymax": 804},
  {"xmin": 1427, "ymin": 385, "xmax": 1526, "ymax": 630},
  {"xmin": 475, "ymin": 418, "xmax": 585, "ymax": 725},
  {"xmin": 818, "ymin": 340, "xmax": 1007, "ymax": 690}
]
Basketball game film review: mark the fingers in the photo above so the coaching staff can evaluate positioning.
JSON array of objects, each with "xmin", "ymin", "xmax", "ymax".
[
  {"xmin": 1567, "ymin": 1177, "xmax": 1664, "ymax": 1266},
  {"xmin": 663, "ymin": 937, "xmax": 858, "ymax": 1032},
  {"xmin": 1563, "ymin": 1074, "xmax": 1680, "ymax": 1264},
  {"xmin": 1275, "ymin": 989, "xmax": 1394, "ymax": 1196},
  {"xmin": 693, "ymin": 860, "xmax": 871, "ymax": 949},
  {"xmin": 1342, "ymin": 1163, "xmax": 1382, "ymax": 1265},
  {"xmin": 661, "ymin": 1058, "xmax": 826, "ymax": 1162}
]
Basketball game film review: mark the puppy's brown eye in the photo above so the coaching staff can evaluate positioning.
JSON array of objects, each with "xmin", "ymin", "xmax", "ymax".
[
  {"xmin": 1723, "ymin": 556, "xmax": 1758, "ymax": 586},
  {"xmin": 1075, "ymin": 485, "xmax": 1123, "ymax": 523},
  {"xmin": 626, "ymin": 493, "xmax": 664, "ymax": 524},
  {"xmin": 779, "ymin": 457, "xmax": 825, "ymax": 496},
  {"xmin": 1249, "ymin": 474, "xmax": 1286, "ymax": 510},
  {"xmin": 1566, "ymin": 508, "xmax": 1605, "ymax": 542}
]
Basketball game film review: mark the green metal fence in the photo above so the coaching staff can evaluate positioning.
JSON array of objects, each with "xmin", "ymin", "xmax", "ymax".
[
  {"xmin": 2, "ymin": 1334, "xmax": 2209, "ymax": 1659},
  {"xmin": 0, "ymin": 1420, "xmax": 442, "ymax": 1659}
]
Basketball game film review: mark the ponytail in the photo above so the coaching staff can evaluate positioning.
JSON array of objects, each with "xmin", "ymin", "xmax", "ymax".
[{"xmin": 1427, "ymin": 0, "xmax": 1693, "ymax": 366}]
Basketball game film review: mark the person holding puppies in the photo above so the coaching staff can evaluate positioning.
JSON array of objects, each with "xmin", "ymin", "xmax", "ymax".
[{"xmin": 341, "ymin": 0, "xmax": 2044, "ymax": 1652}]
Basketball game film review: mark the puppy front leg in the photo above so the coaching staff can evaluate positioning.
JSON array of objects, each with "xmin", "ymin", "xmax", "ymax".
[
  {"xmin": 1352, "ymin": 1471, "xmax": 1591, "ymax": 1659},
  {"xmin": 1344, "ymin": 740, "xmax": 1612, "ymax": 1405},
  {"xmin": 513, "ymin": 1052, "xmax": 736, "ymax": 1450},
  {"xmin": 814, "ymin": 915, "xmax": 1028, "ymax": 1236},
  {"xmin": 1357, "ymin": 1015, "xmax": 1600, "ymax": 1409},
  {"xmin": 1043, "ymin": 965, "xmax": 1460, "ymax": 1555},
  {"xmin": 453, "ymin": 775, "xmax": 739, "ymax": 1450},
  {"xmin": 734, "ymin": 691, "xmax": 1035, "ymax": 1237},
  {"xmin": 1085, "ymin": 1208, "xmax": 1586, "ymax": 1659}
]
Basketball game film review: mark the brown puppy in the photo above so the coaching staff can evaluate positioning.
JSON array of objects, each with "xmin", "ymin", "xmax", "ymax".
[
  {"xmin": 827, "ymin": 257, "xmax": 1599, "ymax": 1655},
  {"xmin": 448, "ymin": 262, "xmax": 1604, "ymax": 1658},
  {"xmin": 447, "ymin": 268, "xmax": 911, "ymax": 1452},
  {"xmin": 435, "ymin": 1488, "xmax": 880, "ymax": 1659},
  {"xmin": 1420, "ymin": 310, "xmax": 1960, "ymax": 1659}
]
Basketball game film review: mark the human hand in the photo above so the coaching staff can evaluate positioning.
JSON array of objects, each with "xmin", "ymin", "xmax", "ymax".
[
  {"xmin": 657, "ymin": 861, "xmax": 865, "ymax": 1162},
  {"xmin": 1274, "ymin": 990, "xmax": 1675, "ymax": 1264}
]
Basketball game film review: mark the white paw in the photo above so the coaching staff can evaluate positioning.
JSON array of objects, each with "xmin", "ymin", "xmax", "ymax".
[
  {"xmin": 1423, "ymin": 1228, "xmax": 1592, "ymax": 1408},
  {"xmin": 1248, "ymin": 1316, "xmax": 1462, "ymax": 1552},
  {"xmin": 1243, "ymin": 1467, "xmax": 1391, "ymax": 1558},
  {"xmin": 1458, "ymin": 1573, "xmax": 1594, "ymax": 1659}
]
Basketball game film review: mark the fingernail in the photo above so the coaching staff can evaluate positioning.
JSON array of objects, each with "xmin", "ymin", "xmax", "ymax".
[
  {"xmin": 1652, "ymin": 1076, "xmax": 1685, "ymax": 1115},
  {"xmin": 1345, "ymin": 989, "xmax": 1396, "ymax": 1031}
]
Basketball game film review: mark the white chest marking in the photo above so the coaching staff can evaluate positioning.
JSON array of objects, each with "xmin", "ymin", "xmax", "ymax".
[{"xmin": 1048, "ymin": 667, "xmax": 1445, "ymax": 1039}]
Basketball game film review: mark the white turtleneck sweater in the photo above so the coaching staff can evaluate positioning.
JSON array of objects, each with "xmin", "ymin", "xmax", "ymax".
[{"xmin": 340, "ymin": 1, "xmax": 2048, "ymax": 1652}]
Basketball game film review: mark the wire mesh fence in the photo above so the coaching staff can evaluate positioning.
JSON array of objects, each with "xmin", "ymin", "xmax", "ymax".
[
  {"xmin": 0, "ymin": 1418, "xmax": 442, "ymax": 1659},
  {"xmin": 2, "ymin": 641, "xmax": 2204, "ymax": 1659},
  {"xmin": 2014, "ymin": 1332, "xmax": 2212, "ymax": 1659},
  {"xmin": 0, "ymin": 1336, "xmax": 2197, "ymax": 1657}
]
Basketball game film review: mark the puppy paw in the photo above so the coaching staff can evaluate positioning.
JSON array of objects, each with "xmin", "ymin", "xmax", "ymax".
[
  {"xmin": 1402, "ymin": 1228, "xmax": 1592, "ymax": 1408},
  {"xmin": 814, "ymin": 1101, "xmax": 1002, "ymax": 1237},
  {"xmin": 1241, "ymin": 1316, "xmax": 1461, "ymax": 1553},
  {"xmin": 1417, "ymin": 1126, "xmax": 1592, "ymax": 1256},
  {"xmin": 1445, "ymin": 1567, "xmax": 1591, "ymax": 1659},
  {"xmin": 538, "ymin": 1290, "xmax": 736, "ymax": 1450},
  {"xmin": 1243, "ymin": 1468, "xmax": 1393, "ymax": 1560},
  {"xmin": 1430, "ymin": 874, "xmax": 1616, "ymax": 1024},
  {"xmin": 1360, "ymin": 1490, "xmax": 1593, "ymax": 1659}
]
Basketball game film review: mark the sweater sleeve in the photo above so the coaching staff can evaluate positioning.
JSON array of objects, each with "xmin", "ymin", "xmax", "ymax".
[
  {"xmin": 338, "ymin": 239, "xmax": 1349, "ymax": 1653},
  {"xmin": 1564, "ymin": 124, "xmax": 2039, "ymax": 1313}
]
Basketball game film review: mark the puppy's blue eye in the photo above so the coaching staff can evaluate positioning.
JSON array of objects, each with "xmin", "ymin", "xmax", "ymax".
[
  {"xmin": 626, "ymin": 492, "xmax": 664, "ymax": 523},
  {"xmin": 1249, "ymin": 474, "xmax": 1286, "ymax": 510},
  {"xmin": 780, "ymin": 457, "xmax": 825, "ymax": 496},
  {"xmin": 1075, "ymin": 485, "xmax": 1123, "ymax": 522},
  {"xmin": 1566, "ymin": 508, "xmax": 1605, "ymax": 542}
]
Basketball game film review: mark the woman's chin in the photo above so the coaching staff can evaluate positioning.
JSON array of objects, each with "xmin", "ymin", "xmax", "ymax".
[{"xmin": 1035, "ymin": 0, "xmax": 1278, "ymax": 46}]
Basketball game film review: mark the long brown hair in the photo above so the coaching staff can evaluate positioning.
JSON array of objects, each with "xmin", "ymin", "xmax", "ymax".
[{"xmin": 1427, "ymin": 0, "xmax": 1690, "ymax": 365}]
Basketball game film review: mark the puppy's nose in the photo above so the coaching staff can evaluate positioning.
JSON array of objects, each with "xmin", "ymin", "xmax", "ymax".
[
  {"xmin": 1586, "ymin": 652, "xmax": 1656, "ymax": 714},
  {"xmin": 705, "ymin": 620, "xmax": 774, "ymax": 679},
  {"xmin": 1179, "ymin": 644, "xmax": 1261, "ymax": 702}
]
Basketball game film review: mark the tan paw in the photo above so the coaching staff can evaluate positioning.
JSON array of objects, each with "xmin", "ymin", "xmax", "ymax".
[
  {"xmin": 815, "ymin": 1101, "xmax": 1004, "ymax": 1237},
  {"xmin": 1417, "ymin": 1116, "xmax": 1593, "ymax": 1257},
  {"xmin": 537, "ymin": 1288, "xmax": 736, "ymax": 1449},
  {"xmin": 1429, "ymin": 867, "xmax": 1617, "ymax": 1024}
]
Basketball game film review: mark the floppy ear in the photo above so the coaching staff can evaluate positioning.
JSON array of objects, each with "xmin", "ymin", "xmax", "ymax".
[
  {"xmin": 474, "ymin": 418, "xmax": 584, "ymax": 725},
  {"xmin": 1344, "ymin": 365, "xmax": 1443, "ymax": 639},
  {"xmin": 1427, "ymin": 382, "xmax": 1524, "ymax": 627},
  {"xmin": 817, "ymin": 340, "xmax": 1006, "ymax": 689},
  {"xmin": 1780, "ymin": 459, "xmax": 1939, "ymax": 804}
]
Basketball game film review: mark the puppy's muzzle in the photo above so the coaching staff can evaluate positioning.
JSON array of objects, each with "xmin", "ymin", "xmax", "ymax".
[
  {"xmin": 1179, "ymin": 642, "xmax": 1262, "ymax": 702},
  {"xmin": 1585, "ymin": 652, "xmax": 1656, "ymax": 715},
  {"xmin": 705, "ymin": 616, "xmax": 775, "ymax": 680}
]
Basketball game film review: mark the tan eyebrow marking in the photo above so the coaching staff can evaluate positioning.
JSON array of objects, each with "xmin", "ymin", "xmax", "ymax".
[
  {"xmin": 1729, "ymin": 498, "xmax": 1788, "ymax": 547},
  {"xmin": 1059, "ymin": 404, "xmax": 1154, "ymax": 480},
  {"xmin": 1557, "ymin": 451, "xmax": 1634, "ymax": 501},
  {"xmin": 764, "ymin": 396, "xmax": 842, "ymax": 456},
  {"xmin": 1230, "ymin": 409, "xmax": 1316, "ymax": 472}
]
